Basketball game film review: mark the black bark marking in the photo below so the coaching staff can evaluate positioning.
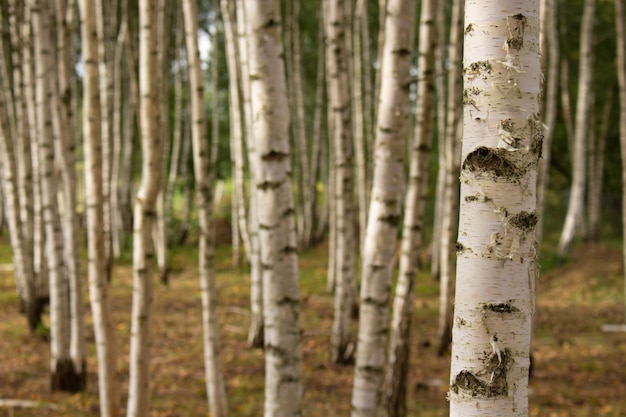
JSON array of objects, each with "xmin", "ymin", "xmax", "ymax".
[
  {"xmin": 507, "ymin": 211, "xmax": 537, "ymax": 232},
  {"xmin": 262, "ymin": 150, "xmax": 289, "ymax": 162},
  {"xmin": 450, "ymin": 349, "xmax": 512, "ymax": 398},
  {"xmin": 462, "ymin": 147, "xmax": 522, "ymax": 179},
  {"xmin": 483, "ymin": 302, "xmax": 520, "ymax": 314}
]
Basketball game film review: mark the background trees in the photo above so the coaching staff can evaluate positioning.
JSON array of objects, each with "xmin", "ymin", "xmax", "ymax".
[{"xmin": 0, "ymin": 0, "xmax": 624, "ymax": 415}]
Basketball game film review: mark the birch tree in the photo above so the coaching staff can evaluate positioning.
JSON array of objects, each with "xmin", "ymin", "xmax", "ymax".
[
  {"xmin": 127, "ymin": 0, "xmax": 163, "ymax": 414},
  {"xmin": 325, "ymin": 0, "xmax": 357, "ymax": 365},
  {"xmin": 436, "ymin": 0, "xmax": 464, "ymax": 356},
  {"xmin": 182, "ymin": 1, "xmax": 228, "ymax": 414},
  {"xmin": 32, "ymin": 0, "xmax": 85, "ymax": 391},
  {"xmin": 449, "ymin": 2, "xmax": 540, "ymax": 416},
  {"xmin": 351, "ymin": 1, "xmax": 416, "ymax": 415},
  {"xmin": 244, "ymin": 0, "xmax": 303, "ymax": 414},
  {"xmin": 557, "ymin": 0, "xmax": 595, "ymax": 255},
  {"xmin": 79, "ymin": 0, "xmax": 119, "ymax": 414},
  {"xmin": 383, "ymin": 0, "xmax": 437, "ymax": 414}
]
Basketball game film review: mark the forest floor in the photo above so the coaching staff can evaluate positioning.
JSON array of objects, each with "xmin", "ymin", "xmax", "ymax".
[{"xmin": 1, "ymin": 237, "xmax": 626, "ymax": 417}]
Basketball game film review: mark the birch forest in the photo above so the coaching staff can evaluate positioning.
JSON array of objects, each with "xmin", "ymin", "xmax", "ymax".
[{"xmin": 1, "ymin": 0, "xmax": 626, "ymax": 416}]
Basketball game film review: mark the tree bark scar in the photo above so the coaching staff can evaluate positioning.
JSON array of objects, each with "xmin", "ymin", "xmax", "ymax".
[{"xmin": 450, "ymin": 349, "xmax": 512, "ymax": 398}]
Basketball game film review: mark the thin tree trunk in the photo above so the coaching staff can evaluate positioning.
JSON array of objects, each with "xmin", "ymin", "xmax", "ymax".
[
  {"xmin": 182, "ymin": 2, "xmax": 229, "ymax": 414},
  {"xmin": 232, "ymin": 0, "xmax": 263, "ymax": 348},
  {"xmin": 449, "ymin": 2, "xmax": 540, "ymax": 416},
  {"xmin": 587, "ymin": 88, "xmax": 612, "ymax": 241},
  {"xmin": 383, "ymin": 0, "xmax": 437, "ymax": 414},
  {"xmin": 351, "ymin": 1, "xmax": 416, "ymax": 415},
  {"xmin": 352, "ymin": 0, "xmax": 368, "ymax": 253},
  {"xmin": 32, "ymin": 0, "xmax": 82, "ymax": 391},
  {"xmin": 126, "ymin": 0, "xmax": 163, "ymax": 414},
  {"xmin": 244, "ymin": 1, "xmax": 303, "ymax": 415},
  {"xmin": 558, "ymin": 0, "xmax": 595, "ymax": 255},
  {"xmin": 614, "ymin": 0, "xmax": 626, "ymax": 323},
  {"xmin": 51, "ymin": 0, "xmax": 86, "ymax": 389},
  {"xmin": 79, "ymin": 1, "xmax": 119, "ymax": 413},
  {"xmin": 436, "ymin": 0, "xmax": 464, "ymax": 356},
  {"xmin": 536, "ymin": 0, "xmax": 559, "ymax": 245},
  {"xmin": 326, "ymin": 0, "xmax": 357, "ymax": 365},
  {"xmin": 222, "ymin": 0, "xmax": 250, "ymax": 266}
]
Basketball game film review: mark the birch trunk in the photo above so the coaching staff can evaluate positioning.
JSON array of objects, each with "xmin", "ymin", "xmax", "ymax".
[
  {"xmin": 536, "ymin": 0, "xmax": 559, "ymax": 245},
  {"xmin": 244, "ymin": 1, "xmax": 303, "ymax": 415},
  {"xmin": 32, "ymin": 0, "xmax": 82, "ymax": 391},
  {"xmin": 51, "ymin": 0, "xmax": 86, "ymax": 388},
  {"xmin": 232, "ymin": 0, "xmax": 263, "ymax": 348},
  {"xmin": 383, "ymin": 0, "xmax": 437, "ymax": 414},
  {"xmin": 615, "ymin": 0, "xmax": 626, "ymax": 324},
  {"xmin": 449, "ymin": 2, "xmax": 540, "ymax": 416},
  {"xmin": 325, "ymin": 0, "xmax": 357, "ymax": 365},
  {"xmin": 351, "ymin": 1, "xmax": 416, "ymax": 415},
  {"xmin": 182, "ymin": 2, "xmax": 229, "ymax": 414},
  {"xmin": 352, "ymin": 0, "xmax": 369, "ymax": 253},
  {"xmin": 557, "ymin": 0, "xmax": 595, "ymax": 255},
  {"xmin": 222, "ymin": 0, "xmax": 250, "ymax": 266},
  {"xmin": 127, "ymin": 0, "xmax": 163, "ymax": 414},
  {"xmin": 79, "ymin": 1, "xmax": 119, "ymax": 414},
  {"xmin": 436, "ymin": 0, "xmax": 464, "ymax": 356},
  {"xmin": 587, "ymin": 90, "xmax": 611, "ymax": 241},
  {"xmin": 0, "ymin": 1, "xmax": 39, "ymax": 330}
]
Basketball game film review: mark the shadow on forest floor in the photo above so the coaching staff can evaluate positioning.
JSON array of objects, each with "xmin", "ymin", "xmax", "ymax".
[{"xmin": 0, "ymin": 239, "xmax": 625, "ymax": 416}]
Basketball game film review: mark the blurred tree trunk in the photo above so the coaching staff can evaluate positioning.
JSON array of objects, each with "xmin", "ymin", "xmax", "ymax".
[
  {"xmin": 79, "ymin": 0, "xmax": 119, "ymax": 414},
  {"xmin": 127, "ymin": 0, "xmax": 163, "ymax": 414},
  {"xmin": 537, "ymin": 0, "xmax": 559, "ymax": 245},
  {"xmin": 436, "ymin": 0, "xmax": 464, "ymax": 356},
  {"xmin": 32, "ymin": 0, "xmax": 84, "ymax": 391},
  {"xmin": 51, "ymin": 0, "xmax": 85, "ymax": 390},
  {"xmin": 449, "ymin": 1, "xmax": 540, "ymax": 416},
  {"xmin": 587, "ymin": 89, "xmax": 611, "ymax": 241},
  {"xmin": 615, "ymin": 0, "xmax": 626, "ymax": 324},
  {"xmin": 222, "ymin": 0, "xmax": 250, "ymax": 266},
  {"xmin": 182, "ymin": 1, "xmax": 229, "ymax": 414},
  {"xmin": 325, "ymin": 0, "xmax": 357, "ymax": 365},
  {"xmin": 352, "ymin": 0, "xmax": 369, "ymax": 252},
  {"xmin": 244, "ymin": 1, "xmax": 303, "ymax": 415},
  {"xmin": 0, "ymin": 0, "xmax": 40, "ymax": 331},
  {"xmin": 430, "ymin": 0, "xmax": 448, "ymax": 281},
  {"xmin": 232, "ymin": 0, "xmax": 264, "ymax": 349},
  {"xmin": 351, "ymin": 1, "xmax": 416, "ymax": 416},
  {"xmin": 21, "ymin": 1, "xmax": 50, "ymax": 308},
  {"xmin": 383, "ymin": 0, "xmax": 437, "ymax": 414},
  {"xmin": 95, "ymin": 0, "xmax": 114, "ymax": 274},
  {"xmin": 558, "ymin": 0, "xmax": 595, "ymax": 255}
]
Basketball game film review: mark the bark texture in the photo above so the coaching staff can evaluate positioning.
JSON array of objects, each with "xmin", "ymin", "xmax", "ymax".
[
  {"xmin": 79, "ymin": 0, "xmax": 119, "ymax": 414},
  {"xmin": 127, "ymin": 0, "xmax": 163, "ymax": 414},
  {"xmin": 383, "ymin": 0, "xmax": 437, "ymax": 414},
  {"xmin": 244, "ymin": 1, "xmax": 303, "ymax": 416},
  {"xmin": 182, "ymin": 1, "xmax": 229, "ymax": 415},
  {"xmin": 449, "ymin": 2, "xmax": 540, "ymax": 416},
  {"xmin": 350, "ymin": 0, "xmax": 416, "ymax": 415}
]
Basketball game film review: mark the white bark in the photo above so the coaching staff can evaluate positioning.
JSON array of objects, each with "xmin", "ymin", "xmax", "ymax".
[
  {"xmin": 244, "ymin": 1, "xmax": 303, "ymax": 415},
  {"xmin": 449, "ymin": 2, "xmax": 540, "ymax": 416},
  {"xmin": 536, "ymin": 0, "xmax": 559, "ymax": 245},
  {"xmin": 351, "ymin": 0, "xmax": 416, "ymax": 415},
  {"xmin": 557, "ymin": 0, "xmax": 595, "ymax": 255},
  {"xmin": 383, "ymin": 0, "xmax": 437, "ymax": 414},
  {"xmin": 325, "ymin": 0, "xmax": 357, "ymax": 365},
  {"xmin": 436, "ymin": 0, "xmax": 464, "ymax": 355},
  {"xmin": 127, "ymin": 0, "xmax": 163, "ymax": 414},
  {"xmin": 79, "ymin": 1, "xmax": 119, "ymax": 414},
  {"xmin": 182, "ymin": 1, "xmax": 229, "ymax": 415}
]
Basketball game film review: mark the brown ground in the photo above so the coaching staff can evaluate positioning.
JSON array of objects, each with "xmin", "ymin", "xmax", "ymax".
[{"xmin": 0, "ymin": 241, "xmax": 625, "ymax": 416}]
